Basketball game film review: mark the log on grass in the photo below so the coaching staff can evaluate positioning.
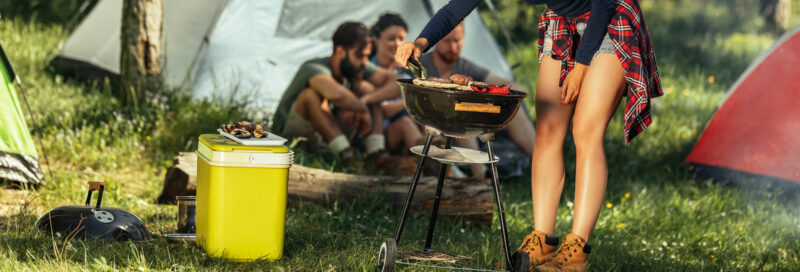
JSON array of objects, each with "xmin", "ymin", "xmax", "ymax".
[
  {"xmin": 157, "ymin": 152, "xmax": 196, "ymax": 204},
  {"xmin": 158, "ymin": 153, "xmax": 496, "ymax": 225},
  {"xmin": 288, "ymin": 165, "xmax": 495, "ymax": 226}
]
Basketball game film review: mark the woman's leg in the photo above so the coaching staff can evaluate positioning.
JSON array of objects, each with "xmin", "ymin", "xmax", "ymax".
[
  {"xmin": 532, "ymin": 56, "xmax": 575, "ymax": 235},
  {"xmin": 570, "ymin": 53, "xmax": 626, "ymax": 241}
]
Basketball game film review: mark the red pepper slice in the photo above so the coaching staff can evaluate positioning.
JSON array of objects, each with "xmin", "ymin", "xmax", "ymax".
[{"xmin": 471, "ymin": 84, "xmax": 509, "ymax": 95}]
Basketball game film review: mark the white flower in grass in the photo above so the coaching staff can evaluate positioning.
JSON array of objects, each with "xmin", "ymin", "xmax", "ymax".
[
  {"xmin": 567, "ymin": 201, "xmax": 573, "ymax": 207},
  {"xmin": 662, "ymin": 241, "xmax": 667, "ymax": 247},
  {"xmin": 720, "ymin": 212, "xmax": 726, "ymax": 217},
  {"xmin": 460, "ymin": 228, "xmax": 465, "ymax": 233}
]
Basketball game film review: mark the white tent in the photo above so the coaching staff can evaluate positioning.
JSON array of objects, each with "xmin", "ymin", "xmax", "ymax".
[{"xmin": 54, "ymin": 0, "xmax": 514, "ymax": 109}]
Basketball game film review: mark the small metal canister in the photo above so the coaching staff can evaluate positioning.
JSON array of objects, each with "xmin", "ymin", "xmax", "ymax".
[{"xmin": 176, "ymin": 196, "xmax": 196, "ymax": 233}]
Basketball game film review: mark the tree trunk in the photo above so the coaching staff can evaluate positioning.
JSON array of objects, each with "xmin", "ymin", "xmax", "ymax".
[
  {"xmin": 761, "ymin": 0, "xmax": 791, "ymax": 32},
  {"xmin": 120, "ymin": 0, "xmax": 163, "ymax": 106}
]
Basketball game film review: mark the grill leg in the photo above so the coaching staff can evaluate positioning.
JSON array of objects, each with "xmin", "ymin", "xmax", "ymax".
[
  {"xmin": 487, "ymin": 140, "xmax": 513, "ymax": 269},
  {"xmin": 423, "ymin": 137, "xmax": 453, "ymax": 251},
  {"xmin": 394, "ymin": 134, "xmax": 435, "ymax": 243}
]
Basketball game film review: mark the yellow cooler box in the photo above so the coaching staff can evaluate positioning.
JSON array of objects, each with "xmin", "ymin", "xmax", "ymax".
[{"xmin": 195, "ymin": 134, "xmax": 293, "ymax": 262}]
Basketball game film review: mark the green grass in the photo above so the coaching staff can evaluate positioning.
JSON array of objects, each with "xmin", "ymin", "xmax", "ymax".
[{"xmin": 2, "ymin": 0, "xmax": 800, "ymax": 271}]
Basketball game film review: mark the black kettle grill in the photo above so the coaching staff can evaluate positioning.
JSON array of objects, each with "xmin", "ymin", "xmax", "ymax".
[
  {"xmin": 36, "ymin": 181, "xmax": 151, "ymax": 241},
  {"xmin": 376, "ymin": 79, "xmax": 527, "ymax": 271}
]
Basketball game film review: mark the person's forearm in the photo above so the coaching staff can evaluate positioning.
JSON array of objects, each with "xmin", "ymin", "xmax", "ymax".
[
  {"xmin": 363, "ymin": 83, "xmax": 401, "ymax": 105},
  {"xmin": 331, "ymin": 91, "xmax": 368, "ymax": 112},
  {"xmin": 575, "ymin": 0, "xmax": 615, "ymax": 65},
  {"xmin": 417, "ymin": 0, "xmax": 482, "ymax": 51}
]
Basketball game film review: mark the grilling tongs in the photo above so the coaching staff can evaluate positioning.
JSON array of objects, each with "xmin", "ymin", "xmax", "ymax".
[{"xmin": 407, "ymin": 56, "xmax": 427, "ymax": 79}]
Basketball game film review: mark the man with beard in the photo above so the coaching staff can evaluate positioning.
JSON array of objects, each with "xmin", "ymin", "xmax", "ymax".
[
  {"xmin": 420, "ymin": 22, "xmax": 536, "ymax": 178},
  {"xmin": 272, "ymin": 22, "xmax": 400, "ymax": 161}
]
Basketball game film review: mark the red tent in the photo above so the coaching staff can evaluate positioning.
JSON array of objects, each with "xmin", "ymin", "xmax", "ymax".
[{"xmin": 686, "ymin": 27, "xmax": 800, "ymax": 184}]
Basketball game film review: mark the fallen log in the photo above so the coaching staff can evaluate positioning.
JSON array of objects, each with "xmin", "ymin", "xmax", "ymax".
[
  {"xmin": 159, "ymin": 153, "xmax": 495, "ymax": 225},
  {"xmin": 288, "ymin": 165, "xmax": 495, "ymax": 225},
  {"xmin": 157, "ymin": 152, "xmax": 197, "ymax": 204}
]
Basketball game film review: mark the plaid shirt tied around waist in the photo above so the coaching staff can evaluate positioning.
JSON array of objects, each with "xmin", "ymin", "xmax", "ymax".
[{"xmin": 537, "ymin": 0, "xmax": 663, "ymax": 144}]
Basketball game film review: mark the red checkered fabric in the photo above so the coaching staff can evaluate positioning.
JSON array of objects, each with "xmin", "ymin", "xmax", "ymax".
[{"xmin": 537, "ymin": 0, "xmax": 663, "ymax": 144}]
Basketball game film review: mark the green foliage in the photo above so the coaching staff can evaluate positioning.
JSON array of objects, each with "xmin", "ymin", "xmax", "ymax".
[
  {"xmin": 0, "ymin": 0, "xmax": 91, "ymax": 25},
  {"xmin": 1, "ymin": 0, "xmax": 800, "ymax": 271}
]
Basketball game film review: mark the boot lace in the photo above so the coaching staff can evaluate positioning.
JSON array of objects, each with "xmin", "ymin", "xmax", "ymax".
[
  {"xmin": 554, "ymin": 239, "xmax": 581, "ymax": 265},
  {"xmin": 518, "ymin": 233, "xmax": 542, "ymax": 253}
]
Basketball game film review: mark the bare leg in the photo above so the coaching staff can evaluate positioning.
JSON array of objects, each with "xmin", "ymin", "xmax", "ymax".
[
  {"xmin": 294, "ymin": 88, "xmax": 343, "ymax": 142},
  {"xmin": 570, "ymin": 53, "xmax": 626, "ymax": 241},
  {"xmin": 370, "ymin": 103, "xmax": 384, "ymax": 136},
  {"xmin": 506, "ymin": 108, "xmax": 536, "ymax": 158},
  {"xmin": 354, "ymin": 81, "xmax": 385, "ymax": 137},
  {"xmin": 386, "ymin": 116, "xmax": 423, "ymax": 154},
  {"xmin": 532, "ymin": 56, "xmax": 575, "ymax": 235}
]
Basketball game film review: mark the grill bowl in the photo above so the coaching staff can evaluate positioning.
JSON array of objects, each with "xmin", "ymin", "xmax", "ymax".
[{"xmin": 398, "ymin": 79, "xmax": 527, "ymax": 138}]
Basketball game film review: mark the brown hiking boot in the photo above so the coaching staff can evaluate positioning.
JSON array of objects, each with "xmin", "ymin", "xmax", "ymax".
[
  {"xmin": 535, "ymin": 234, "xmax": 591, "ymax": 272},
  {"xmin": 511, "ymin": 230, "xmax": 559, "ymax": 272}
]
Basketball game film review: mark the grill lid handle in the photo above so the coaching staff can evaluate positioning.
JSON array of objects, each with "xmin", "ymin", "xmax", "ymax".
[{"xmin": 85, "ymin": 181, "xmax": 107, "ymax": 208}]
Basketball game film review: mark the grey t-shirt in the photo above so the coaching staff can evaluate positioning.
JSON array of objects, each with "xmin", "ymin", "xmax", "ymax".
[
  {"xmin": 272, "ymin": 57, "xmax": 378, "ymax": 133},
  {"xmin": 419, "ymin": 52, "xmax": 489, "ymax": 82}
]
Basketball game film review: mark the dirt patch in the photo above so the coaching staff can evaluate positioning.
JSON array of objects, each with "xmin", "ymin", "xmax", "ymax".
[{"xmin": 0, "ymin": 188, "xmax": 37, "ymax": 216}]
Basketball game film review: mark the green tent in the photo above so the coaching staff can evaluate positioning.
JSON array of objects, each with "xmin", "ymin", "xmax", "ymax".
[{"xmin": 0, "ymin": 41, "xmax": 43, "ymax": 185}]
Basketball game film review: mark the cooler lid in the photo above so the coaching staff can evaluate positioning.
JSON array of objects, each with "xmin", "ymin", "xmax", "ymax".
[{"xmin": 198, "ymin": 134, "xmax": 289, "ymax": 153}]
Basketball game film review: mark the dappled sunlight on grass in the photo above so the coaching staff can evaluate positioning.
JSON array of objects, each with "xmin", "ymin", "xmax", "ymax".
[{"xmin": 0, "ymin": 0, "xmax": 799, "ymax": 270}]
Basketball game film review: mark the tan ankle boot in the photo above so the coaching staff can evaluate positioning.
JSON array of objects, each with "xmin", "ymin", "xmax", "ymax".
[
  {"xmin": 535, "ymin": 234, "xmax": 591, "ymax": 272},
  {"xmin": 512, "ymin": 230, "xmax": 559, "ymax": 272}
]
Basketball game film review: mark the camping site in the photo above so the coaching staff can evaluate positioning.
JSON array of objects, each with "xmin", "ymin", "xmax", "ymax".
[{"xmin": 1, "ymin": 0, "xmax": 799, "ymax": 271}]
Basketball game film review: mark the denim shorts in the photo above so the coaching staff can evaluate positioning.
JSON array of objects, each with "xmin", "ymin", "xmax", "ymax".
[{"xmin": 540, "ymin": 22, "xmax": 616, "ymax": 63}]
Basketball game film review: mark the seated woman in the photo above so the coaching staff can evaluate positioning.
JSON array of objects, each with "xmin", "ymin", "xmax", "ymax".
[{"xmin": 368, "ymin": 13, "xmax": 423, "ymax": 155}]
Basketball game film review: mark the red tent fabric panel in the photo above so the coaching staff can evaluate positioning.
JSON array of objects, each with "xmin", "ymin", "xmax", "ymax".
[{"xmin": 686, "ymin": 29, "xmax": 800, "ymax": 184}]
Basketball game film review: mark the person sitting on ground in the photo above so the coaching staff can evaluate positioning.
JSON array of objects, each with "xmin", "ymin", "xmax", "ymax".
[
  {"xmin": 368, "ymin": 13, "xmax": 423, "ymax": 155},
  {"xmin": 420, "ymin": 22, "xmax": 536, "ymax": 178},
  {"xmin": 272, "ymin": 22, "xmax": 401, "ymax": 162}
]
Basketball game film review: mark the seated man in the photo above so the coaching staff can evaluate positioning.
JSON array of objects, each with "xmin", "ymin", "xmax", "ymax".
[
  {"xmin": 272, "ymin": 22, "xmax": 400, "ymax": 161},
  {"xmin": 420, "ymin": 22, "xmax": 536, "ymax": 178}
]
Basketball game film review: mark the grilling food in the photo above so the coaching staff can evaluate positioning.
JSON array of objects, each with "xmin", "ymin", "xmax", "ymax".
[
  {"xmin": 449, "ymin": 74, "xmax": 473, "ymax": 85},
  {"xmin": 222, "ymin": 121, "xmax": 268, "ymax": 139},
  {"xmin": 412, "ymin": 74, "xmax": 508, "ymax": 95}
]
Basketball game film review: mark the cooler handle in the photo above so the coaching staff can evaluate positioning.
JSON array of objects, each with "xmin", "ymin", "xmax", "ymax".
[
  {"xmin": 248, "ymin": 153, "xmax": 285, "ymax": 164},
  {"xmin": 85, "ymin": 181, "xmax": 106, "ymax": 208}
]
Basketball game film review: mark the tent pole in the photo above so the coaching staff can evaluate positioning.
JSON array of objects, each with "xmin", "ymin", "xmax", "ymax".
[
  {"xmin": 483, "ymin": 0, "xmax": 535, "ymax": 95},
  {"xmin": 180, "ymin": 0, "xmax": 232, "ymax": 94},
  {"xmin": 422, "ymin": 0, "xmax": 435, "ymax": 16},
  {"xmin": 15, "ymin": 77, "xmax": 53, "ymax": 186}
]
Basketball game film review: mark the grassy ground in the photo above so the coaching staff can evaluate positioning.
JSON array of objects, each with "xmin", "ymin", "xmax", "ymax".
[{"xmin": 1, "ymin": 0, "xmax": 800, "ymax": 271}]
